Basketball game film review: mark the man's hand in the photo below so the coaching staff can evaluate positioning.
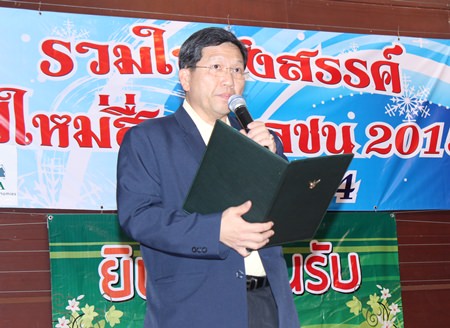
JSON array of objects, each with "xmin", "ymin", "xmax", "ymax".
[
  {"xmin": 241, "ymin": 121, "xmax": 276, "ymax": 153},
  {"xmin": 219, "ymin": 200, "xmax": 274, "ymax": 257}
]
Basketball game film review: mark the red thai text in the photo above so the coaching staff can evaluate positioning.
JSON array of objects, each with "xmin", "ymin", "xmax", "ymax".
[
  {"xmin": 2, "ymin": 87, "xmax": 449, "ymax": 158},
  {"xmin": 39, "ymin": 25, "xmax": 174, "ymax": 79},
  {"xmin": 0, "ymin": 88, "xmax": 159, "ymax": 149},
  {"xmin": 38, "ymin": 23, "xmax": 404, "ymax": 96},
  {"xmin": 290, "ymin": 240, "xmax": 362, "ymax": 295},
  {"xmin": 242, "ymin": 39, "xmax": 404, "ymax": 95},
  {"xmin": 99, "ymin": 245, "xmax": 146, "ymax": 301}
]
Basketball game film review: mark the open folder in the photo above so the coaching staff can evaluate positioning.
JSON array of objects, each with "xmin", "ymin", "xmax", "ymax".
[{"xmin": 183, "ymin": 120, "xmax": 354, "ymax": 246}]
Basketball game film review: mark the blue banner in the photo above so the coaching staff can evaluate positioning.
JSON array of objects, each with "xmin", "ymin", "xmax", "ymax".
[{"xmin": 0, "ymin": 7, "xmax": 449, "ymax": 210}]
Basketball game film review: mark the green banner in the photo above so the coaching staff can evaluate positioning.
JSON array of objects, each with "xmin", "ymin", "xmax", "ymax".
[
  {"xmin": 48, "ymin": 212, "xmax": 403, "ymax": 328},
  {"xmin": 286, "ymin": 212, "xmax": 404, "ymax": 328}
]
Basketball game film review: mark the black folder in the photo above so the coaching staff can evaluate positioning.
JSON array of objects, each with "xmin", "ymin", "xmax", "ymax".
[{"xmin": 183, "ymin": 120, "xmax": 354, "ymax": 246}]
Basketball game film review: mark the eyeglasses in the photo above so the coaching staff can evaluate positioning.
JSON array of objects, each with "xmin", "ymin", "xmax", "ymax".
[{"xmin": 191, "ymin": 64, "xmax": 248, "ymax": 80}]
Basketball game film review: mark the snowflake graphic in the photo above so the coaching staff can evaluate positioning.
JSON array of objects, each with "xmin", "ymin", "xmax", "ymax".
[
  {"xmin": 340, "ymin": 42, "xmax": 359, "ymax": 55},
  {"xmin": 412, "ymin": 38, "xmax": 429, "ymax": 48},
  {"xmin": 19, "ymin": 153, "xmax": 106, "ymax": 208},
  {"xmin": 52, "ymin": 19, "xmax": 90, "ymax": 41},
  {"xmin": 385, "ymin": 76, "xmax": 431, "ymax": 122},
  {"xmin": 19, "ymin": 155, "xmax": 65, "ymax": 207}
]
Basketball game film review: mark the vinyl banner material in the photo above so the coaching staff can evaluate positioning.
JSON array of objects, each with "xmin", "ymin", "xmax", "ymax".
[
  {"xmin": 0, "ymin": 8, "xmax": 449, "ymax": 211},
  {"xmin": 48, "ymin": 212, "xmax": 403, "ymax": 328}
]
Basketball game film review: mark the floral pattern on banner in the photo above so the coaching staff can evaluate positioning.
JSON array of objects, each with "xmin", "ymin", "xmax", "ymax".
[
  {"xmin": 346, "ymin": 285, "xmax": 402, "ymax": 328},
  {"xmin": 55, "ymin": 295, "xmax": 124, "ymax": 328}
]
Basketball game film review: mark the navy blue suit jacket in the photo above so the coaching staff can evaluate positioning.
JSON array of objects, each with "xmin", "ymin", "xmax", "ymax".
[{"xmin": 117, "ymin": 106, "xmax": 300, "ymax": 327}]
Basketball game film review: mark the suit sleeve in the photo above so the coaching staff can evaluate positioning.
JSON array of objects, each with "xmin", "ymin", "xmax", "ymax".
[
  {"xmin": 116, "ymin": 125, "xmax": 230, "ymax": 260},
  {"xmin": 271, "ymin": 130, "xmax": 287, "ymax": 160}
]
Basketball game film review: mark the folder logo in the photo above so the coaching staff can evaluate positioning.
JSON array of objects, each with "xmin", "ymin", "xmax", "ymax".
[{"xmin": 309, "ymin": 179, "xmax": 321, "ymax": 190}]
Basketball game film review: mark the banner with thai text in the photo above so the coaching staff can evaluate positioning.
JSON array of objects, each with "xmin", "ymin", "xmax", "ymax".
[
  {"xmin": 48, "ymin": 212, "xmax": 403, "ymax": 328},
  {"xmin": 0, "ymin": 7, "xmax": 449, "ymax": 210}
]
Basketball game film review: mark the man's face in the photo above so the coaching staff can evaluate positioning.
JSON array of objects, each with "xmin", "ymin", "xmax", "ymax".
[{"xmin": 179, "ymin": 42, "xmax": 246, "ymax": 124}]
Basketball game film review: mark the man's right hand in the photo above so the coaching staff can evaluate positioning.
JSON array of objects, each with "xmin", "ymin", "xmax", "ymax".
[{"xmin": 219, "ymin": 200, "xmax": 274, "ymax": 257}]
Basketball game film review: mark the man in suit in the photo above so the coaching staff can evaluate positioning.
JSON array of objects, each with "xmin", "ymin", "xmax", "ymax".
[{"xmin": 117, "ymin": 27, "xmax": 300, "ymax": 328}]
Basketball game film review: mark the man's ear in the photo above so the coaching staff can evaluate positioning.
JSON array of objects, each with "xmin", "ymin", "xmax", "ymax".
[{"xmin": 179, "ymin": 68, "xmax": 191, "ymax": 92}]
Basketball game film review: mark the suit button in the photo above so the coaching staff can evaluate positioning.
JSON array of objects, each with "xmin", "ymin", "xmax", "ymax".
[
  {"xmin": 192, "ymin": 247, "xmax": 208, "ymax": 254},
  {"xmin": 236, "ymin": 270, "xmax": 245, "ymax": 279}
]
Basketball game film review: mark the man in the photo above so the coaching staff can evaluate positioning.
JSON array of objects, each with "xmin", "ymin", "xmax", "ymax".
[{"xmin": 117, "ymin": 27, "xmax": 300, "ymax": 328}]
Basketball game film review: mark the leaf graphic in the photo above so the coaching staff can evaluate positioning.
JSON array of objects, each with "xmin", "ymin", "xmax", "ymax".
[
  {"xmin": 346, "ymin": 296, "xmax": 362, "ymax": 315},
  {"xmin": 105, "ymin": 305, "xmax": 124, "ymax": 327},
  {"xmin": 95, "ymin": 319, "xmax": 106, "ymax": 328}
]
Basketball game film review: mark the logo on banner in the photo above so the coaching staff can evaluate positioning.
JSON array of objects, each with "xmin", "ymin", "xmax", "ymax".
[
  {"xmin": 0, "ymin": 145, "xmax": 18, "ymax": 206},
  {"xmin": 0, "ymin": 164, "xmax": 5, "ymax": 190}
]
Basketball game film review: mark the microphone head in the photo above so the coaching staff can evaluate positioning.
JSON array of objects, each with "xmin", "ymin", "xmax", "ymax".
[{"xmin": 228, "ymin": 94, "xmax": 246, "ymax": 112}]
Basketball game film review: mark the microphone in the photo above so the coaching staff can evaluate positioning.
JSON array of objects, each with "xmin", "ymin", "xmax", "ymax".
[{"xmin": 228, "ymin": 94, "xmax": 254, "ymax": 131}]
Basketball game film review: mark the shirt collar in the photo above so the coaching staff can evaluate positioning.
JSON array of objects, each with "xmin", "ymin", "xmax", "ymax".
[{"xmin": 183, "ymin": 99, "xmax": 230, "ymax": 145}]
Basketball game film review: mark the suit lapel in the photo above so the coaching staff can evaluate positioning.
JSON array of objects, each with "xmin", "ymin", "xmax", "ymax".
[
  {"xmin": 174, "ymin": 107, "xmax": 206, "ymax": 164},
  {"xmin": 228, "ymin": 114, "xmax": 243, "ymax": 131}
]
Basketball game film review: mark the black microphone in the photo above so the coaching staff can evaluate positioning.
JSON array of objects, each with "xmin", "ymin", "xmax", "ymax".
[{"xmin": 228, "ymin": 94, "xmax": 253, "ymax": 131}]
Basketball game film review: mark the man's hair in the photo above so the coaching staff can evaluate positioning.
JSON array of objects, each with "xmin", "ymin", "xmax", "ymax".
[{"xmin": 178, "ymin": 27, "xmax": 248, "ymax": 69}]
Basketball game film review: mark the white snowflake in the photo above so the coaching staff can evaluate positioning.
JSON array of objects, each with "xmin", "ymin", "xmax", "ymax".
[
  {"xmin": 19, "ymin": 153, "xmax": 105, "ymax": 208},
  {"xmin": 52, "ymin": 19, "xmax": 90, "ymax": 41},
  {"xmin": 340, "ymin": 42, "xmax": 359, "ymax": 55},
  {"xmin": 412, "ymin": 38, "xmax": 429, "ymax": 48},
  {"xmin": 385, "ymin": 76, "xmax": 431, "ymax": 122},
  {"xmin": 19, "ymin": 155, "xmax": 65, "ymax": 207}
]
